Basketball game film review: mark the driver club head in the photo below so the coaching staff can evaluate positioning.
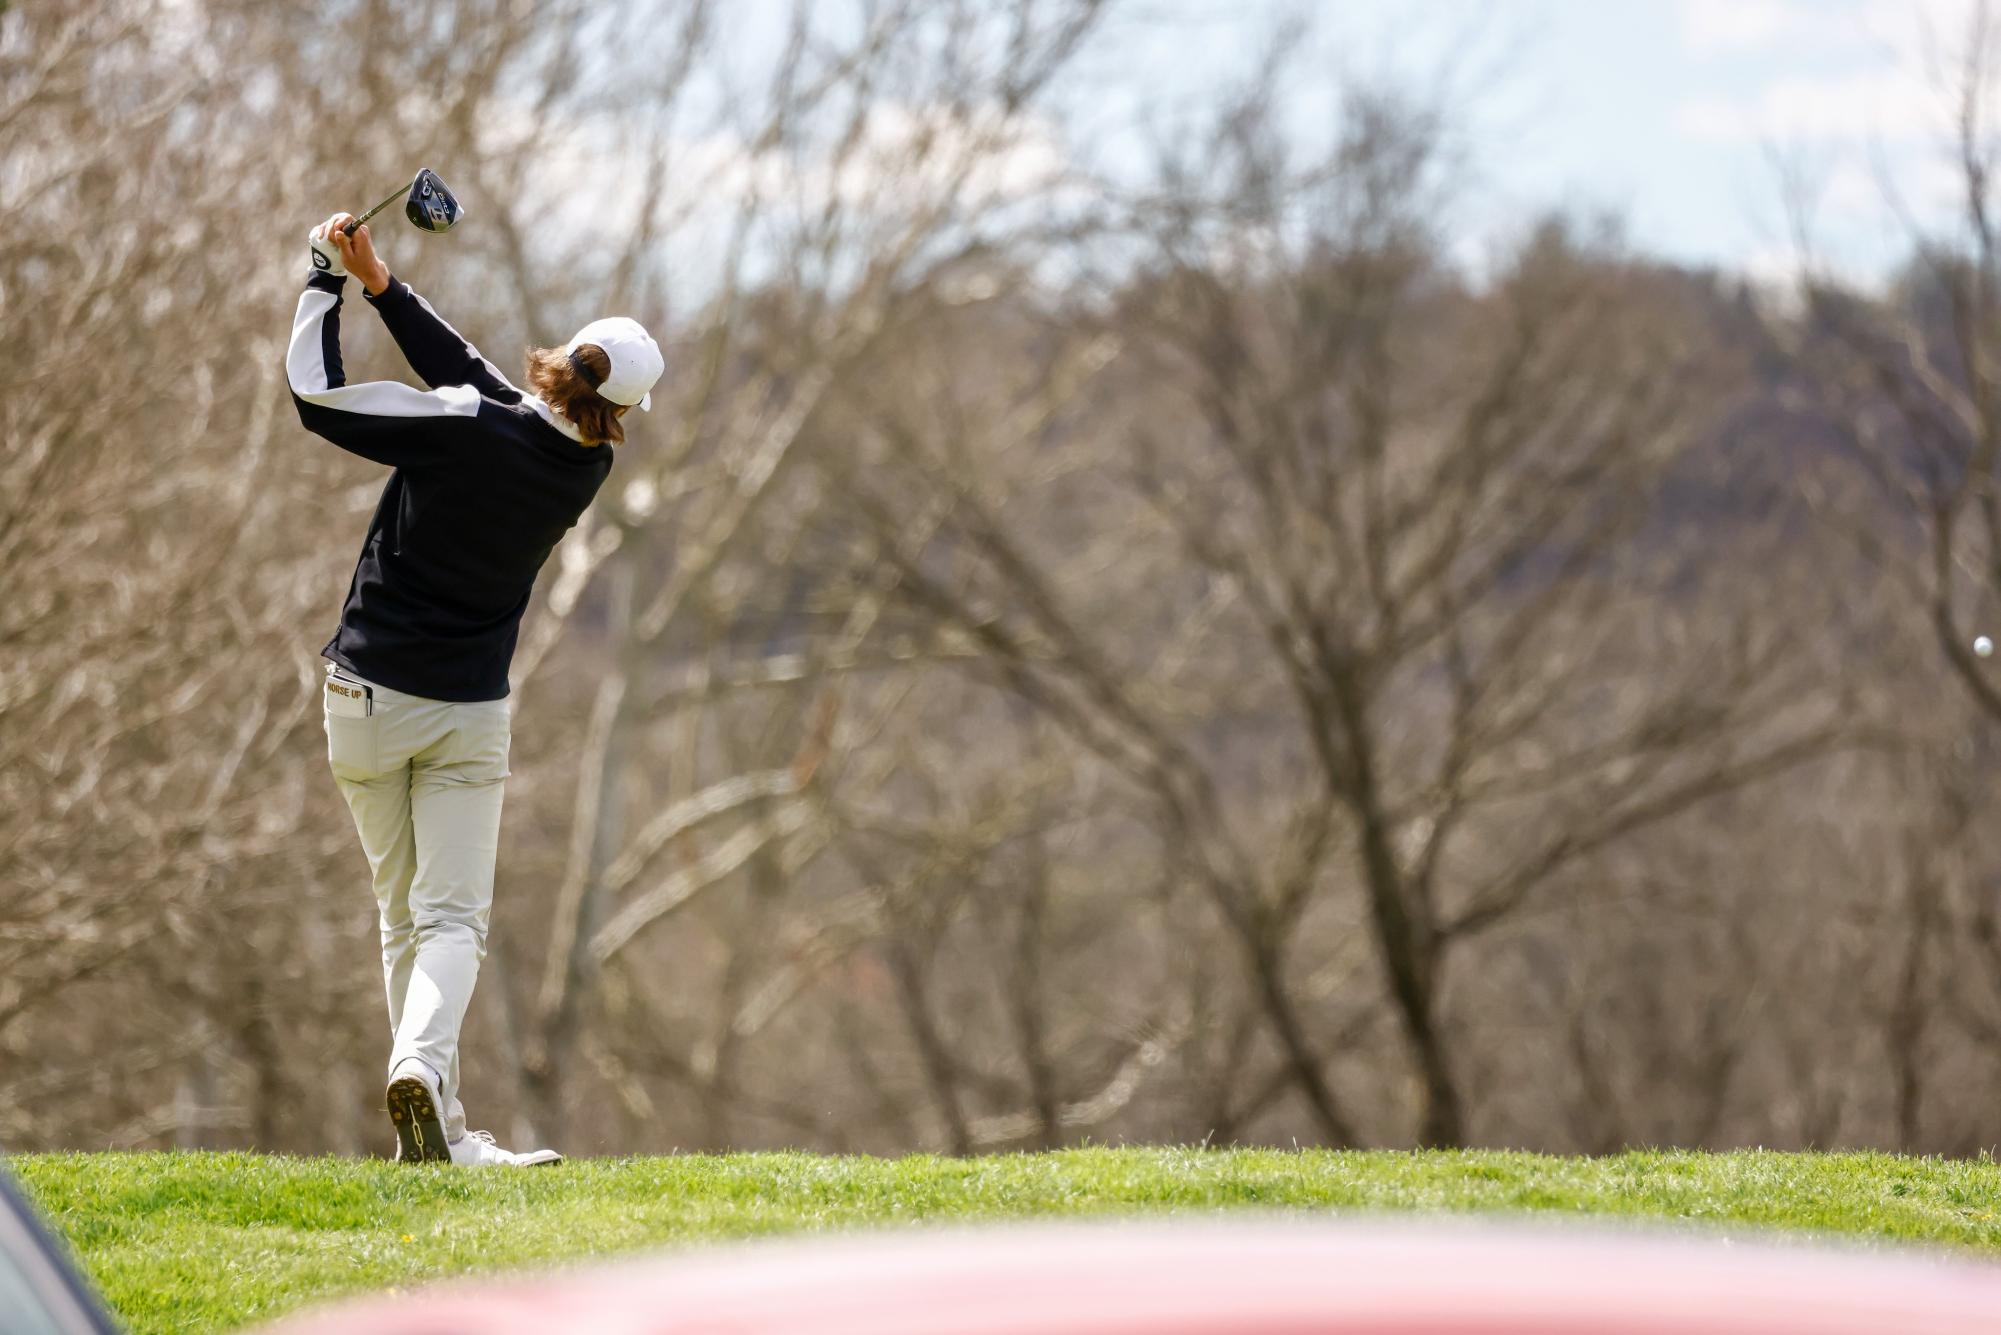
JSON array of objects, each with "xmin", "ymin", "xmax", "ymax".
[
  {"xmin": 404, "ymin": 167, "xmax": 465, "ymax": 232},
  {"xmin": 343, "ymin": 168, "xmax": 467, "ymax": 237}
]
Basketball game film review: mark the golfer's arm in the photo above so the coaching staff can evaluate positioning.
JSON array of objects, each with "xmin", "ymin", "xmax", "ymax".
[
  {"xmin": 287, "ymin": 274, "xmax": 481, "ymax": 464},
  {"xmin": 365, "ymin": 278, "xmax": 522, "ymax": 404}
]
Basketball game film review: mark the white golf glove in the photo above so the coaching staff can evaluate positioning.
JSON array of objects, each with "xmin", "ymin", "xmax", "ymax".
[{"xmin": 308, "ymin": 226, "xmax": 347, "ymax": 278}]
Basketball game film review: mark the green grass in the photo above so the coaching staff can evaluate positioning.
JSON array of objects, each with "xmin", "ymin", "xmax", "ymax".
[{"xmin": 11, "ymin": 1148, "xmax": 2001, "ymax": 1334}]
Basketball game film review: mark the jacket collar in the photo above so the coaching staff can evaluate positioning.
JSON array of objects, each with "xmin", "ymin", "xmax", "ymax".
[{"xmin": 528, "ymin": 396, "xmax": 588, "ymax": 444}]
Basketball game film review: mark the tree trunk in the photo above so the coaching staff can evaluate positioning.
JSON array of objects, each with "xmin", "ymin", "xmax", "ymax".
[{"xmin": 522, "ymin": 554, "xmax": 639, "ymax": 1141}]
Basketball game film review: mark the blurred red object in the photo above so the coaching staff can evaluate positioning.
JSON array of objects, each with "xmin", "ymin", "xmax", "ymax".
[{"xmin": 268, "ymin": 1220, "xmax": 2001, "ymax": 1334}]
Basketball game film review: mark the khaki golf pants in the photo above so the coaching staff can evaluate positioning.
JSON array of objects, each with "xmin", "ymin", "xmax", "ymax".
[{"xmin": 322, "ymin": 663, "xmax": 509, "ymax": 1143}]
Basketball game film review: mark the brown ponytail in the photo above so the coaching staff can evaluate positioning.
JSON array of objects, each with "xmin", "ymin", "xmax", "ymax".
[{"xmin": 523, "ymin": 344, "xmax": 625, "ymax": 445}]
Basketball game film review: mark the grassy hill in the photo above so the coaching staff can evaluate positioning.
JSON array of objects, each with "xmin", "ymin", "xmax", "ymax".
[{"xmin": 13, "ymin": 1148, "xmax": 2001, "ymax": 1334}]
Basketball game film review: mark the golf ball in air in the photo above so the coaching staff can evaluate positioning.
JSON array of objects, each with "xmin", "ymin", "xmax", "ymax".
[{"xmin": 1978, "ymin": 636, "xmax": 1994, "ymax": 658}]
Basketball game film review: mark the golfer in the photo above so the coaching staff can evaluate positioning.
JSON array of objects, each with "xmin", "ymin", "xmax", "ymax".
[{"xmin": 287, "ymin": 213, "xmax": 663, "ymax": 1166}]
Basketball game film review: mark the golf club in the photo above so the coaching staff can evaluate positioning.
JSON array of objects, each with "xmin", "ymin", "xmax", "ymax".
[{"xmin": 342, "ymin": 167, "xmax": 465, "ymax": 236}]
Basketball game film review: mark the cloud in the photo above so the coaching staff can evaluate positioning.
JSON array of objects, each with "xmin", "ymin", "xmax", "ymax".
[
  {"xmin": 706, "ymin": 102, "xmax": 1072, "ymax": 215},
  {"xmin": 1673, "ymin": 0, "xmax": 1966, "ymax": 150},
  {"xmin": 1680, "ymin": 0, "xmax": 1979, "ymax": 58},
  {"xmin": 1680, "ymin": 0, "xmax": 1820, "ymax": 55},
  {"xmin": 1675, "ymin": 70, "xmax": 1947, "ymax": 143},
  {"xmin": 480, "ymin": 95, "xmax": 1068, "ymax": 240}
]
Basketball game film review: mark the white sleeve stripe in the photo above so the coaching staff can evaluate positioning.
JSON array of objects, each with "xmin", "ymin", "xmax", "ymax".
[
  {"xmin": 287, "ymin": 288, "xmax": 482, "ymax": 419},
  {"xmin": 408, "ymin": 287, "xmax": 523, "ymax": 398}
]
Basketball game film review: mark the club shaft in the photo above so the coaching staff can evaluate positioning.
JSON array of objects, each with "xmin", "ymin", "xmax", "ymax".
[{"xmin": 343, "ymin": 185, "xmax": 404, "ymax": 236}]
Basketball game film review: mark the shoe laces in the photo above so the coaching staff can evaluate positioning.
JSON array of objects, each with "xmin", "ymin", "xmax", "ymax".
[{"xmin": 467, "ymin": 1129, "xmax": 498, "ymax": 1146}]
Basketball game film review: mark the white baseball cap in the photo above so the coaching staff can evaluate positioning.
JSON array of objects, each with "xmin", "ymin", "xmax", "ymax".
[{"xmin": 566, "ymin": 317, "xmax": 664, "ymax": 411}]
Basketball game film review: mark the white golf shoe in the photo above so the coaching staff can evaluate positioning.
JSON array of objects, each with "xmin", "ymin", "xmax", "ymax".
[
  {"xmin": 447, "ymin": 1128, "xmax": 564, "ymax": 1167},
  {"xmin": 385, "ymin": 1058, "xmax": 451, "ymax": 1164},
  {"xmin": 387, "ymin": 1057, "xmax": 564, "ymax": 1165}
]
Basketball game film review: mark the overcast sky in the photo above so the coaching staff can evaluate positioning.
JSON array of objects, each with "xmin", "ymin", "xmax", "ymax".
[{"xmin": 1077, "ymin": 0, "xmax": 1983, "ymax": 281}]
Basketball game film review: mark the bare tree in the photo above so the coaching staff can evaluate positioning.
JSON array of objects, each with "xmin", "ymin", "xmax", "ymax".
[
  {"xmin": 7, "ymin": 0, "xmax": 1970, "ymax": 1160},
  {"xmin": 0, "ymin": 0, "xmax": 372, "ymax": 1146},
  {"xmin": 382, "ymin": 0, "xmax": 1122, "ymax": 1142},
  {"xmin": 815, "ymin": 83, "xmax": 1843, "ymax": 1146}
]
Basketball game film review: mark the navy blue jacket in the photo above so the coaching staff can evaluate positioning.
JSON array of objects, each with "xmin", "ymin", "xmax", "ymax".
[{"xmin": 287, "ymin": 270, "xmax": 613, "ymax": 701}]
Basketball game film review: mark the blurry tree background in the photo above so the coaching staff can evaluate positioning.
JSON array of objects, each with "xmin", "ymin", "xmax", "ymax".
[{"xmin": 3, "ymin": 0, "xmax": 1999, "ymax": 1156}]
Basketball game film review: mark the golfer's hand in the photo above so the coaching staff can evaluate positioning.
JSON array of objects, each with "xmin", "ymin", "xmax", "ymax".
[{"xmin": 316, "ymin": 214, "xmax": 390, "ymax": 296}]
